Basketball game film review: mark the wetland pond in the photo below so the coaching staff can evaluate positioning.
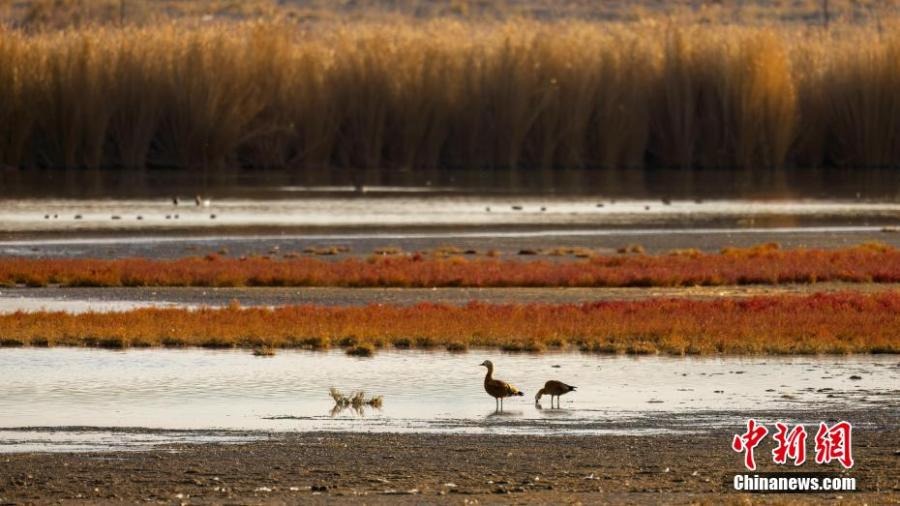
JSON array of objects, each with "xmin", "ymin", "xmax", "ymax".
[
  {"xmin": 1, "ymin": 196, "xmax": 899, "ymax": 233},
  {"xmin": 0, "ymin": 348, "xmax": 896, "ymax": 452}
]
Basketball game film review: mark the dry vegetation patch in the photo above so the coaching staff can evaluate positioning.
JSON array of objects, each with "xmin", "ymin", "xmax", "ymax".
[
  {"xmin": 1, "ymin": 243, "xmax": 897, "ymax": 288},
  {"xmin": 1, "ymin": 18, "xmax": 900, "ymax": 170},
  {"xmin": 0, "ymin": 291, "xmax": 897, "ymax": 354}
]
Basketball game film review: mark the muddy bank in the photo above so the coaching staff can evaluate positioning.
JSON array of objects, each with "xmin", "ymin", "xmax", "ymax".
[
  {"xmin": 2, "ymin": 283, "xmax": 900, "ymax": 311},
  {"xmin": 0, "ymin": 428, "xmax": 896, "ymax": 504}
]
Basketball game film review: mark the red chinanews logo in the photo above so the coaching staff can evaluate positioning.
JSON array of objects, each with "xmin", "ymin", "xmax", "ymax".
[
  {"xmin": 814, "ymin": 421, "xmax": 854, "ymax": 469},
  {"xmin": 772, "ymin": 422, "xmax": 807, "ymax": 466},
  {"xmin": 732, "ymin": 419, "xmax": 854, "ymax": 470}
]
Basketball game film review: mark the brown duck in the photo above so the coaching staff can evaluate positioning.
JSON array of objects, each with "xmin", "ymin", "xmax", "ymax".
[
  {"xmin": 535, "ymin": 380, "xmax": 577, "ymax": 408},
  {"xmin": 480, "ymin": 360, "xmax": 523, "ymax": 410}
]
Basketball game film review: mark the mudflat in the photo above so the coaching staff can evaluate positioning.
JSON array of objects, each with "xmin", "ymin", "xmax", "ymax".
[{"xmin": 1, "ymin": 429, "xmax": 896, "ymax": 504}]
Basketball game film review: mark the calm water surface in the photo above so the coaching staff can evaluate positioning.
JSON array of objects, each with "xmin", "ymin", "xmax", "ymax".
[
  {"xmin": 0, "ymin": 348, "xmax": 896, "ymax": 451},
  {"xmin": 1, "ymin": 197, "xmax": 898, "ymax": 232}
]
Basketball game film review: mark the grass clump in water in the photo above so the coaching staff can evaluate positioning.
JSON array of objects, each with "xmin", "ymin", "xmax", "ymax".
[
  {"xmin": 252, "ymin": 346, "xmax": 276, "ymax": 357},
  {"xmin": 329, "ymin": 388, "xmax": 384, "ymax": 415},
  {"xmin": 346, "ymin": 343, "xmax": 375, "ymax": 357}
]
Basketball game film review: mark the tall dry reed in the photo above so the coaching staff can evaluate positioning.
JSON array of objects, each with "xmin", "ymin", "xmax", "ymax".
[{"xmin": 0, "ymin": 20, "xmax": 899, "ymax": 170}]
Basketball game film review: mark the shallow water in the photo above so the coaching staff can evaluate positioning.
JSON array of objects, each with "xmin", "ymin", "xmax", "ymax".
[
  {"xmin": 5, "ymin": 284, "xmax": 898, "ymax": 314},
  {"xmin": 0, "ymin": 348, "xmax": 895, "ymax": 451},
  {"xmin": 2, "ymin": 225, "xmax": 899, "ymax": 262},
  {"xmin": 3, "ymin": 167, "xmax": 899, "ymax": 201},
  {"xmin": 1, "ymin": 197, "xmax": 898, "ymax": 233},
  {"xmin": 0, "ymin": 295, "xmax": 194, "ymax": 313}
]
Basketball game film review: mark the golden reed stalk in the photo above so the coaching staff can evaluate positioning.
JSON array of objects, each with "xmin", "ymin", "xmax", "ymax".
[{"xmin": 1, "ymin": 20, "xmax": 899, "ymax": 170}]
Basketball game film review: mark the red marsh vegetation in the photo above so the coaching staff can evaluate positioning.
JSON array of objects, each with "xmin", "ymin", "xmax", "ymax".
[
  {"xmin": 1, "ymin": 243, "xmax": 898, "ymax": 288},
  {"xmin": 0, "ymin": 292, "xmax": 897, "ymax": 355}
]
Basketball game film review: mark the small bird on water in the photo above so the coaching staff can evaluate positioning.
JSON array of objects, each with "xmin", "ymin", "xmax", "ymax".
[
  {"xmin": 535, "ymin": 380, "xmax": 576, "ymax": 409},
  {"xmin": 480, "ymin": 360, "xmax": 523, "ymax": 411}
]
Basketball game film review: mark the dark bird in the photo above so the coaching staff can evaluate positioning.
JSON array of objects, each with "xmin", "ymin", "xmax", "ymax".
[
  {"xmin": 535, "ymin": 380, "xmax": 577, "ymax": 409},
  {"xmin": 172, "ymin": 196, "xmax": 180, "ymax": 206},
  {"xmin": 480, "ymin": 360, "xmax": 523, "ymax": 410}
]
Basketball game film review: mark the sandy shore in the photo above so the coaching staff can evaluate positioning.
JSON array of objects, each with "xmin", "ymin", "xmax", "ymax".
[{"xmin": 1, "ymin": 428, "xmax": 896, "ymax": 504}]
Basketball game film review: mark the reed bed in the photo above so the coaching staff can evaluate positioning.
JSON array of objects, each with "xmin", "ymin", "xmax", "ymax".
[
  {"xmin": 2, "ymin": 20, "xmax": 900, "ymax": 170},
  {"xmin": 1, "ymin": 243, "xmax": 897, "ymax": 288},
  {"xmin": 0, "ymin": 292, "xmax": 897, "ymax": 354}
]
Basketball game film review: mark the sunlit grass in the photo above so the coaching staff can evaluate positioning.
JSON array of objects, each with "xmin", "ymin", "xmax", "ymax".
[
  {"xmin": 1, "ymin": 20, "xmax": 900, "ymax": 169},
  {"xmin": 1, "ymin": 243, "xmax": 897, "ymax": 288},
  {"xmin": 0, "ymin": 292, "xmax": 896, "ymax": 355}
]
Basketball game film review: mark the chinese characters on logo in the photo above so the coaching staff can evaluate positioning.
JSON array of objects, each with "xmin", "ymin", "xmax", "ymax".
[
  {"xmin": 772, "ymin": 422, "xmax": 807, "ymax": 466},
  {"xmin": 732, "ymin": 419, "xmax": 768, "ymax": 470},
  {"xmin": 814, "ymin": 421, "xmax": 854, "ymax": 469},
  {"xmin": 732, "ymin": 419, "xmax": 854, "ymax": 470}
]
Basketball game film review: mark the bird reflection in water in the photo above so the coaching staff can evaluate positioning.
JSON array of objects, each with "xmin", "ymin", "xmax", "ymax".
[{"xmin": 486, "ymin": 409, "xmax": 523, "ymax": 418}]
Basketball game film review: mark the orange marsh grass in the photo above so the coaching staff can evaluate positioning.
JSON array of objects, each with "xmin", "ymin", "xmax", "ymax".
[
  {"xmin": 0, "ymin": 292, "xmax": 897, "ymax": 355},
  {"xmin": 1, "ymin": 243, "xmax": 898, "ymax": 288},
  {"xmin": 2, "ymin": 20, "xmax": 900, "ymax": 170}
]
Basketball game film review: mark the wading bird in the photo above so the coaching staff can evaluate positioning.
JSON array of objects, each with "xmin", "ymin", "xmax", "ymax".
[
  {"xmin": 535, "ymin": 380, "xmax": 576, "ymax": 409},
  {"xmin": 195, "ymin": 195, "xmax": 211, "ymax": 207},
  {"xmin": 480, "ymin": 360, "xmax": 523, "ymax": 410}
]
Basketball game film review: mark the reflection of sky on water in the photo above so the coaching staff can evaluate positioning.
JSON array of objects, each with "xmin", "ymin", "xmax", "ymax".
[
  {"xmin": 0, "ymin": 197, "xmax": 898, "ymax": 232},
  {"xmin": 0, "ymin": 348, "xmax": 895, "ymax": 450}
]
